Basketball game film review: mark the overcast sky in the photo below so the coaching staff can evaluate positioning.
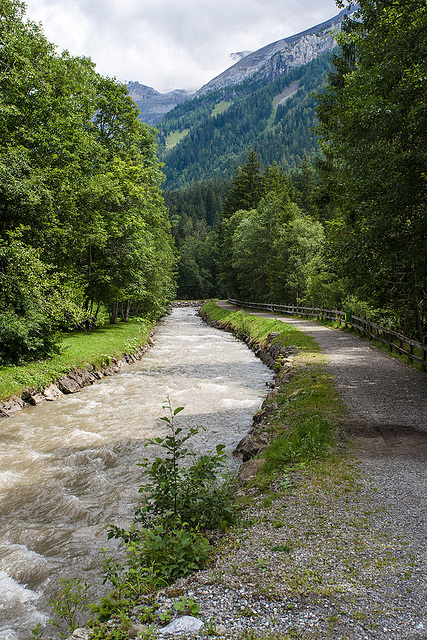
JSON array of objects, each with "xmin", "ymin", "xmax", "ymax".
[{"xmin": 25, "ymin": 0, "xmax": 340, "ymax": 93}]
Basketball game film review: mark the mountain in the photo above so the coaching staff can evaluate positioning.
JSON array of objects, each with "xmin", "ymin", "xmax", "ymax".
[
  {"xmin": 195, "ymin": 7, "xmax": 349, "ymax": 96},
  {"xmin": 126, "ymin": 82, "xmax": 194, "ymax": 126},
  {"xmin": 129, "ymin": 7, "xmax": 355, "ymax": 189},
  {"xmin": 157, "ymin": 51, "xmax": 332, "ymax": 190}
]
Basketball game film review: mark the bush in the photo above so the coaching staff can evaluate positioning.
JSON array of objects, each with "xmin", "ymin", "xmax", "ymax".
[
  {"xmin": 0, "ymin": 235, "xmax": 83, "ymax": 365},
  {"xmin": 107, "ymin": 399, "xmax": 237, "ymax": 587},
  {"xmin": 0, "ymin": 307, "xmax": 61, "ymax": 365}
]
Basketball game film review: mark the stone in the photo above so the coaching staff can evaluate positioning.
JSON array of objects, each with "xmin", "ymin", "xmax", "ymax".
[
  {"xmin": 215, "ymin": 625, "xmax": 227, "ymax": 636},
  {"xmin": 233, "ymin": 432, "xmax": 269, "ymax": 461},
  {"xmin": 238, "ymin": 458, "xmax": 265, "ymax": 483},
  {"xmin": 159, "ymin": 616, "xmax": 204, "ymax": 636},
  {"xmin": 128, "ymin": 624, "xmax": 150, "ymax": 638},
  {"xmin": 43, "ymin": 384, "xmax": 63, "ymax": 401},
  {"xmin": 0, "ymin": 396, "xmax": 25, "ymax": 417},
  {"xmin": 28, "ymin": 393, "xmax": 46, "ymax": 406},
  {"xmin": 58, "ymin": 377, "xmax": 81, "ymax": 394},
  {"xmin": 68, "ymin": 369, "xmax": 86, "ymax": 387},
  {"xmin": 103, "ymin": 366, "xmax": 115, "ymax": 376},
  {"xmin": 66, "ymin": 629, "xmax": 91, "ymax": 640}
]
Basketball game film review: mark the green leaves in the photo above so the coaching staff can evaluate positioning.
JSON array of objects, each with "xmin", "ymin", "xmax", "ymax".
[
  {"xmin": 108, "ymin": 400, "xmax": 236, "ymax": 587},
  {"xmin": 316, "ymin": 0, "xmax": 427, "ymax": 337}
]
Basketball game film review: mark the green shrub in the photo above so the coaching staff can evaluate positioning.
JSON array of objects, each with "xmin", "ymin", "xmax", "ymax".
[
  {"xmin": 107, "ymin": 399, "xmax": 236, "ymax": 587},
  {"xmin": 137, "ymin": 525, "xmax": 211, "ymax": 582}
]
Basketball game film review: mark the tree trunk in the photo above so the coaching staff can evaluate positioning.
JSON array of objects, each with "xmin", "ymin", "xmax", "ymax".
[
  {"xmin": 411, "ymin": 263, "xmax": 424, "ymax": 342},
  {"xmin": 109, "ymin": 301, "xmax": 119, "ymax": 324},
  {"xmin": 121, "ymin": 299, "xmax": 131, "ymax": 322}
]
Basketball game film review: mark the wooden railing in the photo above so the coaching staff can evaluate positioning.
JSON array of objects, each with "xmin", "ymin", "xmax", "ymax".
[{"xmin": 228, "ymin": 298, "xmax": 427, "ymax": 372}]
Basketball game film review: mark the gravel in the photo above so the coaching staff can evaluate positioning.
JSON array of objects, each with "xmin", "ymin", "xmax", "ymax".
[{"xmin": 147, "ymin": 308, "xmax": 427, "ymax": 640}]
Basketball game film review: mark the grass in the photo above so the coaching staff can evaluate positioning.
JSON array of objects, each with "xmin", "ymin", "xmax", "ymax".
[
  {"xmin": 200, "ymin": 301, "xmax": 347, "ymax": 482},
  {"xmin": 211, "ymin": 101, "xmax": 233, "ymax": 117},
  {"xmin": 165, "ymin": 129, "xmax": 190, "ymax": 149},
  {"xmin": 0, "ymin": 317, "xmax": 154, "ymax": 402}
]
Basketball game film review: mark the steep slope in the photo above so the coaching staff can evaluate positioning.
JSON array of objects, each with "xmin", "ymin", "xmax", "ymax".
[
  {"xmin": 153, "ymin": 8, "xmax": 356, "ymax": 189},
  {"xmin": 196, "ymin": 7, "xmax": 349, "ymax": 95}
]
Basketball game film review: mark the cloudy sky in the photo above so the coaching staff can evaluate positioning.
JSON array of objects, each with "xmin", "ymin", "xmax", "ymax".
[{"xmin": 25, "ymin": 0, "xmax": 340, "ymax": 93}]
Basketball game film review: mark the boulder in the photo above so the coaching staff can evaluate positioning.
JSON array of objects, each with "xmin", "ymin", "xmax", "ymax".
[
  {"xmin": 43, "ymin": 384, "xmax": 63, "ymax": 401},
  {"xmin": 233, "ymin": 431, "xmax": 269, "ymax": 461},
  {"xmin": 28, "ymin": 393, "xmax": 46, "ymax": 406},
  {"xmin": 68, "ymin": 369, "xmax": 86, "ymax": 387},
  {"xmin": 58, "ymin": 377, "xmax": 81, "ymax": 394},
  {"xmin": 0, "ymin": 396, "xmax": 25, "ymax": 417}
]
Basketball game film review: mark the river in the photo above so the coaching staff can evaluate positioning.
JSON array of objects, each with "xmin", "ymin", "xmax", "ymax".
[{"xmin": 0, "ymin": 307, "xmax": 272, "ymax": 638}]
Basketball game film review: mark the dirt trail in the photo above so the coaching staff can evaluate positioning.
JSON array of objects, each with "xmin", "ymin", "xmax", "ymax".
[{"xmin": 150, "ymin": 303, "xmax": 427, "ymax": 639}]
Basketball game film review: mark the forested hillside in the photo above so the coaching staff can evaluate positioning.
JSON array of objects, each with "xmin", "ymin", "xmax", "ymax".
[
  {"xmin": 0, "ymin": 0, "xmax": 175, "ymax": 365},
  {"xmin": 157, "ymin": 53, "xmax": 332, "ymax": 190}
]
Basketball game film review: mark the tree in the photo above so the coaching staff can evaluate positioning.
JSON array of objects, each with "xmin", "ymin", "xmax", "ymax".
[
  {"xmin": 0, "ymin": 0, "xmax": 176, "ymax": 362},
  {"xmin": 316, "ymin": 0, "xmax": 427, "ymax": 338},
  {"xmin": 0, "ymin": 234, "xmax": 83, "ymax": 364},
  {"xmin": 222, "ymin": 150, "xmax": 263, "ymax": 218}
]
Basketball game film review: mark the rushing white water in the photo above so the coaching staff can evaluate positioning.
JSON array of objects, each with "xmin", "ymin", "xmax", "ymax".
[{"xmin": 0, "ymin": 307, "xmax": 272, "ymax": 638}]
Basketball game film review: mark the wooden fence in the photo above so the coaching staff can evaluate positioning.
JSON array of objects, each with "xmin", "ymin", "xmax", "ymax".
[{"xmin": 228, "ymin": 298, "xmax": 427, "ymax": 372}]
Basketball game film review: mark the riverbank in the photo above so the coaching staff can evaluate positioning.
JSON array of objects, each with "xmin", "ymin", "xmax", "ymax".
[{"xmin": 0, "ymin": 317, "xmax": 156, "ymax": 417}]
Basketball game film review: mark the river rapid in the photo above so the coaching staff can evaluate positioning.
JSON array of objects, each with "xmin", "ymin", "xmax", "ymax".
[{"xmin": 0, "ymin": 307, "xmax": 272, "ymax": 638}]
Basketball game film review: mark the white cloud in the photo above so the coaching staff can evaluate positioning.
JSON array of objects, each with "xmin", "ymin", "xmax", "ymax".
[{"xmin": 25, "ymin": 0, "xmax": 340, "ymax": 92}]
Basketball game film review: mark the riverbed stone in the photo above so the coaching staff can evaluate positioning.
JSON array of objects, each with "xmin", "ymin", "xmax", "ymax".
[
  {"xmin": 58, "ymin": 377, "xmax": 82, "ymax": 394},
  {"xmin": 0, "ymin": 396, "xmax": 25, "ymax": 417},
  {"xmin": 68, "ymin": 369, "xmax": 87, "ymax": 387},
  {"xmin": 238, "ymin": 458, "xmax": 265, "ymax": 483},
  {"xmin": 233, "ymin": 431, "xmax": 269, "ymax": 461},
  {"xmin": 159, "ymin": 616, "xmax": 204, "ymax": 636},
  {"xmin": 28, "ymin": 392, "xmax": 46, "ymax": 405},
  {"xmin": 43, "ymin": 384, "xmax": 63, "ymax": 401},
  {"xmin": 65, "ymin": 629, "xmax": 91, "ymax": 640}
]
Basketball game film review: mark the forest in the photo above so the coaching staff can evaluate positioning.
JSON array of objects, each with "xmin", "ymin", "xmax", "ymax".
[
  {"xmin": 0, "ymin": 0, "xmax": 176, "ymax": 365},
  {"xmin": 168, "ymin": 0, "xmax": 427, "ymax": 340}
]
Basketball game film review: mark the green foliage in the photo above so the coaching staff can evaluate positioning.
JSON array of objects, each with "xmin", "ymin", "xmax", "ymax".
[
  {"xmin": 173, "ymin": 596, "xmax": 201, "ymax": 616},
  {"xmin": 107, "ymin": 400, "xmax": 236, "ymax": 588},
  {"xmin": 136, "ymin": 524, "xmax": 211, "ymax": 583},
  {"xmin": 263, "ymin": 416, "xmax": 335, "ymax": 473},
  {"xmin": 0, "ymin": 235, "xmax": 84, "ymax": 364},
  {"xmin": 49, "ymin": 578, "xmax": 91, "ymax": 638},
  {"xmin": 0, "ymin": 0, "xmax": 175, "ymax": 361},
  {"xmin": 131, "ymin": 400, "xmax": 236, "ymax": 532}
]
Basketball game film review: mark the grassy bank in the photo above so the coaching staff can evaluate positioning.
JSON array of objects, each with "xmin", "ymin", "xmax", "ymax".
[
  {"xmin": 201, "ymin": 301, "xmax": 347, "ymax": 481},
  {"xmin": 0, "ymin": 317, "xmax": 154, "ymax": 402}
]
